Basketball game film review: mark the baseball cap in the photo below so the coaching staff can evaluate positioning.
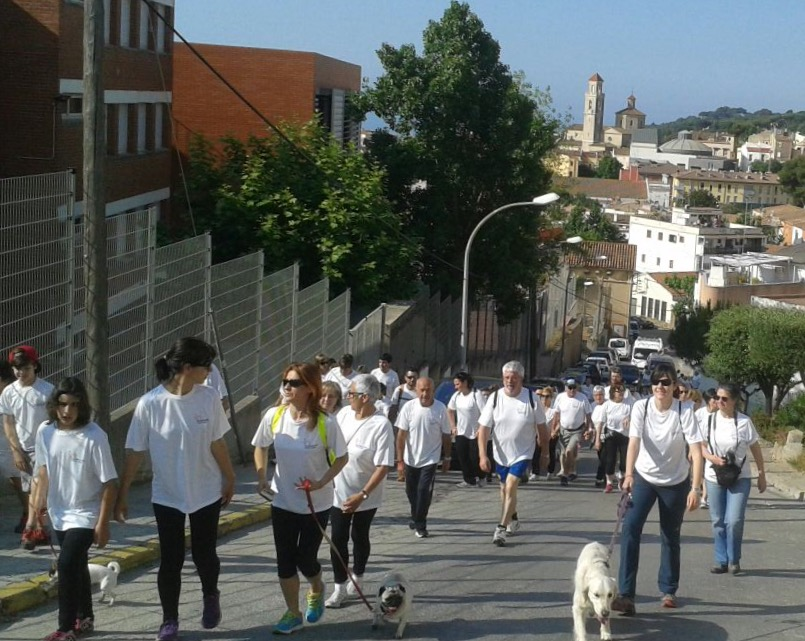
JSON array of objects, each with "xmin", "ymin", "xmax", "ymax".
[
  {"xmin": 8, "ymin": 345, "xmax": 39, "ymax": 363},
  {"xmin": 565, "ymin": 378, "xmax": 577, "ymax": 387}
]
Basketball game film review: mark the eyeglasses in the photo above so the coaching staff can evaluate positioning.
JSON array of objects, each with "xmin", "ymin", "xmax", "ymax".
[
  {"xmin": 566, "ymin": 386, "xmax": 577, "ymax": 390},
  {"xmin": 346, "ymin": 391, "xmax": 366, "ymax": 398},
  {"xmin": 716, "ymin": 395, "xmax": 732, "ymax": 402},
  {"xmin": 282, "ymin": 379, "xmax": 305, "ymax": 388},
  {"xmin": 653, "ymin": 379, "xmax": 673, "ymax": 387},
  {"xmin": 678, "ymin": 389, "xmax": 689, "ymax": 395}
]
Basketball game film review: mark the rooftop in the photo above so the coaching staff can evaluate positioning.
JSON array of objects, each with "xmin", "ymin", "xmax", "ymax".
[
  {"xmin": 555, "ymin": 177, "xmax": 647, "ymax": 200},
  {"xmin": 565, "ymin": 241, "xmax": 636, "ymax": 272},
  {"xmin": 674, "ymin": 169, "xmax": 781, "ymax": 184},
  {"xmin": 708, "ymin": 252, "xmax": 792, "ymax": 268}
]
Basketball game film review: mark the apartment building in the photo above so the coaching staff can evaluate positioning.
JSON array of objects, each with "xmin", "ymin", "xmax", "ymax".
[
  {"xmin": 172, "ymin": 43, "xmax": 361, "ymax": 155},
  {"xmin": 672, "ymin": 169, "xmax": 789, "ymax": 207},
  {"xmin": 0, "ymin": 0, "xmax": 174, "ymax": 218}
]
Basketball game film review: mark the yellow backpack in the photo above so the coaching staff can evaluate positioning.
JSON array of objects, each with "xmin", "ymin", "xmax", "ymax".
[{"xmin": 270, "ymin": 405, "xmax": 336, "ymax": 466}]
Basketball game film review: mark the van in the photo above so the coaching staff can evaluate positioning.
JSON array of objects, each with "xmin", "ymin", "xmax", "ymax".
[
  {"xmin": 608, "ymin": 337, "xmax": 630, "ymax": 361},
  {"xmin": 631, "ymin": 337, "xmax": 664, "ymax": 370}
]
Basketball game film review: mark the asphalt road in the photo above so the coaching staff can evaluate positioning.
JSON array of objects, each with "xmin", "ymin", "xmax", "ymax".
[{"xmin": 2, "ymin": 450, "xmax": 804, "ymax": 641}]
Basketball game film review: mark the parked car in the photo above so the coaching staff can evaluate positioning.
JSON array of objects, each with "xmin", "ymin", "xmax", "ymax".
[
  {"xmin": 628, "ymin": 320, "xmax": 640, "ymax": 341},
  {"xmin": 585, "ymin": 356, "xmax": 610, "ymax": 378},
  {"xmin": 617, "ymin": 363, "xmax": 641, "ymax": 387},
  {"xmin": 608, "ymin": 337, "xmax": 631, "ymax": 361},
  {"xmin": 589, "ymin": 349, "xmax": 618, "ymax": 368},
  {"xmin": 631, "ymin": 336, "xmax": 664, "ymax": 370}
]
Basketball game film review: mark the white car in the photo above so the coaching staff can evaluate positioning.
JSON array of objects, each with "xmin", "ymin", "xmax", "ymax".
[
  {"xmin": 585, "ymin": 356, "xmax": 610, "ymax": 378},
  {"xmin": 608, "ymin": 338, "xmax": 630, "ymax": 361}
]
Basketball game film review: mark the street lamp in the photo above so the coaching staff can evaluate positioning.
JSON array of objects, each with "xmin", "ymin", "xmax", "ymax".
[{"xmin": 460, "ymin": 192, "xmax": 561, "ymax": 368}]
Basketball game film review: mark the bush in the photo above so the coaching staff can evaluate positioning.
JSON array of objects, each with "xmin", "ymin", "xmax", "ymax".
[
  {"xmin": 751, "ymin": 411, "xmax": 784, "ymax": 443},
  {"xmin": 773, "ymin": 393, "xmax": 805, "ymax": 431}
]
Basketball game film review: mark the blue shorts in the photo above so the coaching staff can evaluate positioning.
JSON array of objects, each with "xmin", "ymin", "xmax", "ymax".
[{"xmin": 496, "ymin": 460, "xmax": 529, "ymax": 484}]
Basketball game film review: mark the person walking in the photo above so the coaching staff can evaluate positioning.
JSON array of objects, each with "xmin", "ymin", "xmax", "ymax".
[
  {"xmin": 447, "ymin": 372, "xmax": 486, "ymax": 488},
  {"xmin": 325, "ymin": 375, "xmax": 394, "ymax": 608},
  {"xmin": 530, "ymin": 386, "xmax": 558, "ymax": 480},
  {"xmin": 596, "ymin": 384, "xmax": 631, "ymax": 493},
  {"xmin": 395, "ymin": 377, "xmax": 451, "ymax": 538},
  {"xmin": 591, "ymin": 386, "xmax": 607, "ymax": 487},
  {"xmin": 0, "ymin": 361, "xmax": 28, "ymax": 534},
  {"xmin": 115, "ymin": 337, "xmax": 236, "ymax": 641},
  {"xmin": 612, "ymin": 363, "xmax": 704, "ymax": 615},
  {"xmin": 388, "ymin": 369, "xmax": 419, "ymax": 482},
  {"xmin": 252, "ymin": 362, "xmax": 348, "ymax": 634},
  {"xmin": 370, "ymin": 353, "xmax": 400, "ymax": 404},
  {"xmin": 701, "ymin": 383, "xmax": 766, "ymax": 575},
  {"xmin": 477, "ymin": 361, "xmax": 548, "ymax": 547},
  {"xmin": 324, "ymin": 354, "xmax": 358, "ymax": 396},
  {"xmin": 552, "ymin": 379, "xmax": 593, "ymax": 487},
  {"xmin": 35, "ymin": 378, "xmax": 117, "ymax": 641},
  {"xmin": 695, "ymin": 388, "xmax": 718, "ymax": 508}
]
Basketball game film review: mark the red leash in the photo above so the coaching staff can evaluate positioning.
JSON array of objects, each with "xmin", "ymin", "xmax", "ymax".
[
  {"xmin": 607, "ymin": 491, "xmax": 632, "ymax": 559},
  {"xmin": 299, "ymin": 479, "xmax": 374, "ymax": 612}
]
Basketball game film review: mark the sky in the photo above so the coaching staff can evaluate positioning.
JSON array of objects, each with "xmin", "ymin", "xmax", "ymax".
[{"xmin": 174, "ymin": 1, "xmax": 804, "ymax": 127}]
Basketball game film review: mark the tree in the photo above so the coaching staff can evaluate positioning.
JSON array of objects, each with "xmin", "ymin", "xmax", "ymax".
[
  {"xmin": 779, "ymin": 156, "xmax": 805, "ymax": 206},
  {"xmin": 686, "ymin": 188, "xmax": 718, "ymax": 208},
  {"xmin": 181, "ymin": 122, "xmax": 419, "ymax": 307},
  {"xmin": 704, "ymin": 307, "xmax": 805, "ymax": 414},
  {"xmin": 554, "ymin": 193, "xmax": 624, "ymax": 242},
  {"xmin": 352, "ymin": 1, "xmax": 565, "ymax": 321},
  {"xmin": 595, "ymin": 156, "xmax": 622, "ymax": 179},
  {"xmin": 670, "ymin": 303, "xmax": 714, "ymax": 365}
]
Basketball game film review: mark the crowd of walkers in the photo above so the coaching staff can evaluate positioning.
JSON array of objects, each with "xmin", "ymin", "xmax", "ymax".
[{"xmin": 0, "ymin": 341, "xmax": 767, "ymax": 638}]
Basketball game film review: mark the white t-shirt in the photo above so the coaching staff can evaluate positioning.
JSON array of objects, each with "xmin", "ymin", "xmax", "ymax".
[
  {"xmin": 370, "ymin": 368, "xmax": 400, "ymax": 403},
  {"xmin": 478, "ymin": 388, "xmax": 546, "ymax": 467},
  {"xmin": 447, "ymin": 389, "xmax": 486, "ymax": 439},
  {"xmin": 126, "ymin": 384, "xmax": 230, "ymax": 514},
  {"xmin": 630, "ymin": 398, "xmax": 702, "ymax": 486},
  {"xmin": 695, "ymin": 406, "xmax": 714, "ymax": 430},
  {"xmin": 325, "ymin": 368, "xmax": 358, "ymax": 395},
  {"xmin": 374, "ymin": 398, "xmax": 391, "ymax": 418},
  {"xmin": 35, "ymin": 421, "xmax": 117, "ymax": 531},
  {"xmin": 591, "ymin": 403, "xmax": 606, "ymax": 429},
  {"xmin": 0, "ymin": 378, "xmax": 54, "ymax": 452},
  {"xmin": 333, "ymin": 407, "xmax": 394, "ymax": 511},
  {"xmin": 205, "ymin": 364, "xmax": 228, "ymax": 400},
  {"xmin": 252, "ymin": 406, "xmax": 346, "ymax": 514},
  {"xmin": 604, "ymin": 385, "xmax": 634, "ymax": 405},
  {"xmin": 395, "ymin": 399, "xmax": 451, "ymax": 467},
  {"xmin": 389, "ymin": 385, "xmax": 417, "ymax": 412},
  {"xmin": 702, "ymin": 411, "xmax": 758, "ymax": 484},
  {"xmin": 600, "ymin": 400, "xmax": 631, "ymax": 435},
  {"xmin": 543, "ymin": 406, "xmax": 557, "ymax": 431},
  {"xmin": 553, "ymin": 392, "xmax": 592, "ymax": 431}
]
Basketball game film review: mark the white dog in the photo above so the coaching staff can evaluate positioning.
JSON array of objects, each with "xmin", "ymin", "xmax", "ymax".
[
  {"xmin": 88, "ymin": 561, "xmax": 121, "ymax": 605},
  {"xmin": 372, "ymin": 571, "xmax": 413, "ymax": 639},
  {"xmin": 572, "ymin": 542, "xmax": 618, "ymax": 641}
]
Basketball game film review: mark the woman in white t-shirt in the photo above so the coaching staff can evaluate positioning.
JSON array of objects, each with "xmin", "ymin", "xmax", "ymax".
[
  {"xmin": 531, "ymin": 386, "xmax": 558, "ymax": 479},
  {"xmin": 252, "ymin": 362, "xmax": 348, "ymax": 634},
  {"xmin": 612, "ymin": 363, "xmax": 704, "ymax": 615},
  {"xmin": 595, "ymin": 385, "xmax": 631, "ymax": 493},
  {"xmin": 324, "ymin": 375, "xmax": 394, "ymax": 608},
  {"xmin": 447, "ymin": 372, "xmax": 486, "ymax": 488},
  {"xmin": 700, "ymin": 383, "xmax": 766, "ymax": 575},
  {"xmin": 35, "ymin": 377, "xmax": 117, "ymax": 640},
  {"xmin": 116, "ymin": 337, "xmax": 235, "ymax": 641}
]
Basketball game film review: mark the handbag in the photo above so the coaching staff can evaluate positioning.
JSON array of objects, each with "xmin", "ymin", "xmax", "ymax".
[{"xmin": 707, "ymin": 413, "xmax": 745, "ymax": 488}]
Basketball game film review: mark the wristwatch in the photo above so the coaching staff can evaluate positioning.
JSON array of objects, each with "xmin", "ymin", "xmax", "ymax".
[{"xmin": 360, "ymin": 490, "xmax": 370, "ymax": 500}]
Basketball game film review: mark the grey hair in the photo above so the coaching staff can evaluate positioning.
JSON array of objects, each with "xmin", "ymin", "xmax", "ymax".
[
  {"xmin": 501, "ymin": 361, "xmax": 525, "ymax": 377},
  {"xmin": 593, "ymin": 385, "xmax": 605, "ymax": 394},
  {"xmin": 352, "ymin": 374, "xmax": 381, "ymax": 401}
]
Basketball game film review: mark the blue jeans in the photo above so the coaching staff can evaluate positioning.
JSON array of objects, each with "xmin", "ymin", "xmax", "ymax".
[
  {"xmin": 705, "ymin": 477, "xmax": 751, "ymax": 566},
  {"xmin": 618, "ymin": 473, "xmax": 690, "ymax": 598}
]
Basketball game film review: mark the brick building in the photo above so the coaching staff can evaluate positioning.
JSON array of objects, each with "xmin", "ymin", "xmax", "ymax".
[
  {"xmin": 171, "ymin": 43, "xmax": 361, "ymax": 155},
  {"xmin": 0, "ymin": 0, "xmax": 174, "ymax": 218}
]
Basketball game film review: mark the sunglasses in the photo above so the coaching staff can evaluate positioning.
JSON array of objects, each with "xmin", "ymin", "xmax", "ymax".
[
  {"xmin": 282, "ymin": 379, "xmax": 305, "ymax": 388},
  {"xmin": 716, "ymin": 395, "xmax": 732, "ymax": 402},
  {"xmin": 653, "ymin": 379, "xmax": 673, "ymax": 387},
  {"xmin": 405, "ymin": 375, "xmax": 416, "ymax": 379},
  {"xmin": 678, "ymin": 389, "xmax": 689, "ymax": 394}
]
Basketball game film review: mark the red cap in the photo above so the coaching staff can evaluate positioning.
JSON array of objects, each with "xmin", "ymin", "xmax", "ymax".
[{"xmin": 8, "ymin": 345, "xmax": 39, "ymax": 363}]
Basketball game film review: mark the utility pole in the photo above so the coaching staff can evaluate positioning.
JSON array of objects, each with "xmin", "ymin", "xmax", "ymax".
[{"xmin": 83, "ymin": 0, "xmax": 110, "ymax": 439}]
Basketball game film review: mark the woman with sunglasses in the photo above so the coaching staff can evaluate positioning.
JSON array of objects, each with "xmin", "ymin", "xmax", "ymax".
[
  {"xmin": 701, "ymin": 383, "xmax": 766, "ymax": 575},
  {"xmin": 596, "ymin": 385, "xmax": 630, "ymax": 493},
  {"xmin": 612, "ymin": 363, "xmax": 704, "ymax": 615},
  {"xmin": 531, "ymin": 387, "xmax": 558, "ymax": 480},
  {"xmin": 252, "ymin": 363, "xmax": 348, "ymax": 634},
  {"xmin": 447, "ymin": 372, "xmax": 487, "ymax": 488}
]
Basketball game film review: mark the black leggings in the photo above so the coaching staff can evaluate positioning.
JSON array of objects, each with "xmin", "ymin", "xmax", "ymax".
[
  {"xmin": 329, "ymin": 507, "xmax": 377, "ymax": 584},
  {"xmin": 603, "ymin": 431, "xmax": 629, "ymax": 476},
  {"xmin": 271, "ymin": 505, "xmax": 330, "ymax": 579},
  {"xmin": 153, "ymin": 499, "xmax": 222, "ymax": 622},
  {"xmin": 455, "ymin": 435, "xmax": 481, "ymax": 484},
  {"xmin": 55, "ymin": 528, "xmax": 95, "ymax": 632}
]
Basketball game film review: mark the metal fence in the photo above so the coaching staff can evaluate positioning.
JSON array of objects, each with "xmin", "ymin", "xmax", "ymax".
[{"xmin": 0, "ymin": 172, "xmax": 351, "ymax": 415}]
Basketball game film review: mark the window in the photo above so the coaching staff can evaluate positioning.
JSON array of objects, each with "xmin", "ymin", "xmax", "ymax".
[
  {"xmin": 63, "ymin": 95, "xmax": 82, "ymax": 119},
  {"xmin": 641, "ymin": 254, "xmax": 646, "ymax": 263},
  {"xmin": 153, "ymin": 103, "xmax": 164, "ymax": 149},
  {"xmin": 669, "ymin": 234, "xmax": 677, "ymax": 243},
  {"xmin": 648, "ymin": 298, "xmax": 655, "ymax": 317},
  {"xmin": 104, "ymin": 0, "xmax": 111, "ymax": 43},
  {"xmin": 139, "ymin": 0, "xmax": 150, "ymax": 49},
  {"xmin": 669, "ymin": 260, "xmax": 674, "ymax": 268},
  {"xmin": 656, "ymin": 257, "xmax": 660, "ymax": 266},
  {"xmin": 116, "ymin": 104, "xmax": 128, "ymax": 155},
  {"xmin": 661, "ymin": 301, "xmax": 668, "ymax": 320},
  {"xmin": 155, "ymin": 3, "xmax": 166, "ymax": 53},
  {"xmin": 136, "ymin": 104, "xmax": 146, "ymax": 153},
  {"xmin": 647, "ymin": 230, "xmax": 652, "ymax": 238},
  {"xmin": 658, "ymin": 232, "xmax": 664, "ymax": 240},
  {"xmin": 680, "ymin": 236, "xmax": 685, "ymax": 243},
  {"xmin": 119, "ymin": 0, "xmax": 131, "ymax": 47}
]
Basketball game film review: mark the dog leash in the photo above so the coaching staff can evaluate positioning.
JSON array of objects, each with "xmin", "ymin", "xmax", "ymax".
[
  {"xmin": 299, "ymin": 479, "xmax": 374, "ymax": 612},
  {"xmin": 606, "ymin": 491, "xmax": 632, "ymax": 559}
]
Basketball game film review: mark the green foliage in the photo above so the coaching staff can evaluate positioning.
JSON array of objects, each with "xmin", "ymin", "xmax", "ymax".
[
  {"xmin": 774, "ymin": 393, "xmax": 805, "ymax": 431},
  {"xmin": 686, "ymin": 188, "xmax": 718, "ymax": 208},
  {"xmin": 351, "ymin": 1, "xmax": 566, "ymax": 321},
  {"xmin": 705, "ymin": 307, "xmax": 805, "ymax": 414},
  {"xmin": 670, "ymin": 304, "xmax": 713, "ymax": 365},
  {"xmin": 654, "ymin": 106, "xmax": 805, "ymax": 144},
  {"xmin": 595, "ymin": 156, "xmax": 622, "ymax": 179},
  {"xmin": 181, "ymin": 122, "xmax": 419, "ymax": 307},
  {"xmin": 750, "ymin": 159, "xmax": 783, "ymax": 173},
  {"xmin": 552, "ymin": 193, "xmax": 624, "ymax": 242},
  {"xmin": 779, "ymin": 156, "xmax": 805, "ymax": 207}
]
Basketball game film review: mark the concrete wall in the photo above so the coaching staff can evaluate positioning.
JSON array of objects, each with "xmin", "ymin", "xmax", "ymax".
[{"xmin": 698, "ymin": 277, "xmax": 805, "ymax": 308}]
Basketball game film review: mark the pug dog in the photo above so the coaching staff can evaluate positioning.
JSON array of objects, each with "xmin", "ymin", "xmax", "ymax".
[{"xmin": 372, "ymin": 571, "xmax": 413, "ymax": 639}]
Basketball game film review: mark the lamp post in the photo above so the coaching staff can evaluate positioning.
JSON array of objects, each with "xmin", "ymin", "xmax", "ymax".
[{"xmin": 460, "ymin": 192, "xmax": 560, "ymax": 369}]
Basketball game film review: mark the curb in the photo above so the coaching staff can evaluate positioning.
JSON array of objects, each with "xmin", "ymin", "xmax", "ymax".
[{"xmin": 0, "ymin": 505, "xmax": 271, "ymax": 617}]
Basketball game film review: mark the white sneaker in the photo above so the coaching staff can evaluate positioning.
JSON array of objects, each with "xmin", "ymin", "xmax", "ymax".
[
  {"xmin": 528, "ymin": 473, "xmax": 539, "ymax": 481},
  {"xmin": 346, "ymin": 575, "xmax": 362, "ymax": 597},
  {"xmin": 325, "ymin": 584, "xmax": 347, "ymax": 608},
  {"xmin": 492, "ymin": 525, "xmax": 507, "ymax": 547},
  {"xmin": 455, "ymin": 481, "xmax": 475, "ymax": 488},
  {"xmin": 476, "ymin": 478, "xmax": 485, "ymax": 488},
  {"xmin": 506, "ymin": 519, "xmax": 521, "ymax": 535}
]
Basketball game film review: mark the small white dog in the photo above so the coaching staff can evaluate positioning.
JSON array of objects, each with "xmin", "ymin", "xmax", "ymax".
[
  {"xmin": 88, "ymin": 561, "xmax": 121, "ymax": 605},
  {"xmin": 572, "ymin": 542, "xmax": 618, "ymax": 641},
  {"xmin": 372, "ymin": 571, "xmax": 413, "ymax": 639}
]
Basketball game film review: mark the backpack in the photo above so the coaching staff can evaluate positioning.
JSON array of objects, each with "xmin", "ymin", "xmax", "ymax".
[{"xmin": 270, "ymin": 405, "xmax": 335, "ymax": 466}]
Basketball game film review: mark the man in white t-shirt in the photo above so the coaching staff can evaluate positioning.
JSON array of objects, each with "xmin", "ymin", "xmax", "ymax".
[
  {"xmin": 370, "ymin": 353, "xmax": 400, "ymax": 404},
  {"xmin": 388, "ymin": 369, "xmax": 419, "ymax": 482},
  {"xmin": 477, "ymin": 361, "xmax": 548, "ymax": 547},
  {"xmin": 604, "ymin": 368, "xmax": 634, "ymax": 405},
  {"xmin": 395, "ymin": 377, "xmax": 451, "ymax": 538},
  {"xmin": 552, "ymin": 379, "xmax": 593, "ymax": 487},
  {"xmin": 325, "ymin": 354, "xmax": 358, "ymax": 396}
]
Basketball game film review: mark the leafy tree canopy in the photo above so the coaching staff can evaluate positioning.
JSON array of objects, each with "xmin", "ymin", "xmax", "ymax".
[
  {"xmin": 549, "ymin": 193, "xmax": 624, "ymax": 242},
  {"xmin": 352, "ymin": 1, "xmax": 566, "ymax": 321},
  {"xmin": 653, "ymin": 106, "xmax": 805, "ymax": 144},
  {"xmin": 779, "ymin": 156, "xmax": 805, "ymax": 207},
  {"xmin": 704, "ymin": 306, "xmax": 805, "ymax": 414},
  {"xmin": 595, "ymin": 156, "xmax": 622, "ymax": 179},
  {"xmin": 179, "ymin": 123, "xmax": 419, "ymax": 307},
  {"xmin": 670, "ymin": 303, "xmax": 713, "ymax": 365},
  {"xmin": 686, "ymin": 188, "xmax": 719, "ymax": 208}
]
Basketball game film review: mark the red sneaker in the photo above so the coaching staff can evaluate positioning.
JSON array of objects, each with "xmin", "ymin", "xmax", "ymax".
[
  {"xmin": 21, "ymin": 527, "xmax": 37, "ymax": 551},
  {"xmin": 33, "ymin": 528, "xmax": 51, "ymax": 547}
]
